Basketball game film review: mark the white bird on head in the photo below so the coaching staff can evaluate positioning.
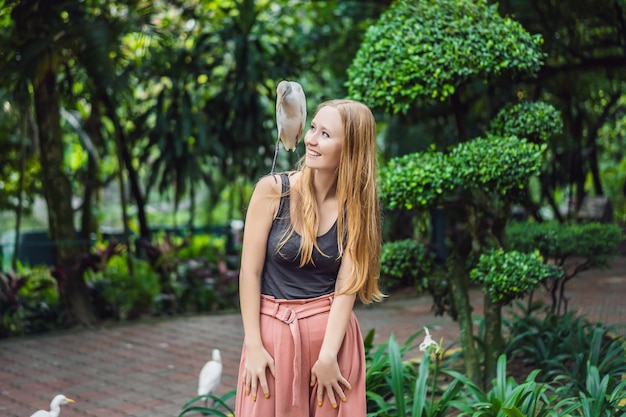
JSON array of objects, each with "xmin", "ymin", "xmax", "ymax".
[
  {"xmin": 270, "ymin": 80, "xmax": 307, "ymax": 174},
  {"xmin": 198, "ymin": 348, "xmax": 223, "ymax": 407},
  {"xmin": 29, "ymin": 394, "xmax": 74, "ymax": 417}
]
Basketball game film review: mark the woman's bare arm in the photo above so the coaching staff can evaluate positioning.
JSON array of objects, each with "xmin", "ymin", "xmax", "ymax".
[
  {"xmin": 239, "ymin": 175, "xmax": 280, "ymax": 400},
  {"xmin": 310, "ymin": 251, "xmax": 357, "ymax": 408}
]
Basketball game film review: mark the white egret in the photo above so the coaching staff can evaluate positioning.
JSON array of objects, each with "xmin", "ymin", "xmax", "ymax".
[
  {"xmin": 270, "ymin": 80, "xmax": 307, "ymax": 174},
  {"xmin": 30, "ymin": 394, "xmax": 74, "ymax": 417},
  {"xmin": 198, "ymin": 348, "xmax": 223, "ymax": 407}
]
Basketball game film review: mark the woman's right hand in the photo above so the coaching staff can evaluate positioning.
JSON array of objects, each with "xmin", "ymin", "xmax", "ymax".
[{"xmin": 243, "ymin": 343, "xmax": 275, "ymax": 400}]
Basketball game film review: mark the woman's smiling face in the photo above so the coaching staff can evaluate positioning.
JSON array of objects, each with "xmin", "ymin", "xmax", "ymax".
[{"xmin": 304, "ymin": 106, "xmax": 344, "ymax": 171}]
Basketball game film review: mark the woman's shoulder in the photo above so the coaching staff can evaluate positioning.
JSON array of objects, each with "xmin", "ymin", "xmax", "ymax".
[
  {"xmin": 256, "ymin": 171, "xmax": 301, "ymax": 190},
  {"xmin": 254, "ymin": 173, "xmax": 282, "ymax": 196}
]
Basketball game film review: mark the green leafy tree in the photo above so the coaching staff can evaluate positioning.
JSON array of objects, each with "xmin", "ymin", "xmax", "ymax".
[
  {"xmin": 501, "ymin": 0, "xmax": 626, "ymax": 222},
  {"xmin": 469, "ymin": 249, "xmax": 562, "ymax": 382},
  {"xmin": 0, "ymin": 84, "xmax": 41, "ymax": 269},
  {"xmin": 0, "ymin": 0, "xmax": 386, "ymax": 328},
  {"xmin": 487, "ymin": 101, "xmax": 563, "ymax": 219},
  {"xmin": 2, "ymin": 0, "xmax": 98, "ymax": 324},
  {"xmin": 380, "ymin": 135, "xmax": 546, "ymax": 385},
  {"xmin": 597, "ymin": 96, "xmax": 626, "ymax": 224},
  {"xmin": 346, "ymin": 0, "xmax": 547, "ymax": 385},
  {"xmin": 129, "ymin": 0, "xmax": 384, "ymax": 226},
  {"xmin": 346, "ymin": 0, "xmax": 543, "ymax": 140},
  {"xmin": 0, "ymin": 0, "xmax": 157, "ymax": 324}
]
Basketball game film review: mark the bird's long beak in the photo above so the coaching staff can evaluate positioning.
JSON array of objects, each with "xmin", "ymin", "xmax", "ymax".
[{"xmin": 67, "ymin": 398, "xmax": 75, "ymax": 403}]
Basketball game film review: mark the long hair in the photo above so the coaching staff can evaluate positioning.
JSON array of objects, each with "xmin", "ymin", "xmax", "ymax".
[{"xmin": 287, "ymin": 99, "xmax": 383, "ymax": 304}]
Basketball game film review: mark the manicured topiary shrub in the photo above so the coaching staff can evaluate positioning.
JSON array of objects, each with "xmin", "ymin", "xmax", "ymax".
[
  {"xmin": 506, "ymin": 221, "xmax": 623, "ymax": 265},
  {"xmin": 380, "ymin": 239, "xmax": 434, "ymax": 291},
  {"xmin": 506, "ymin": 220, "xmax": 624, "ymax": 314},
  {"xmin": 488, "ymin": 101, "xmax": 563, "ymax": 143},
  {"xmin": 470, "ymin": 248, "xmax": 562, "ymax": 305},
  {"xmin": 346, "ymin": 0, "xmax": 544, "ymax": 114}
]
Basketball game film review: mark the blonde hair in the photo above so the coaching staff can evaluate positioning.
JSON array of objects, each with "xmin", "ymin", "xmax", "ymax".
[{"xmin": 281, "ymin": 99, "xmax": 383, "ymax": 304}]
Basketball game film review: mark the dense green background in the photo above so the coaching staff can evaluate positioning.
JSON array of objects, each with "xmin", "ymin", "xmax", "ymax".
[{"xmin": 0, "ymin": 0, "xmax": 624, "ymax": 334}]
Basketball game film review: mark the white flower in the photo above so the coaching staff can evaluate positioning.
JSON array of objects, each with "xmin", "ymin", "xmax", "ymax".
[{"xmin": 419, "ymin": 326, "xmax": 440, "ymax": 354}]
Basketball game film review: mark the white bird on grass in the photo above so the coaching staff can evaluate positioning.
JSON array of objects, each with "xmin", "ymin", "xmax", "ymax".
[
  {"xmin": 198, "ymin": 348, "xmax": 223, "ymax": 407},
  {"xmin": 30, "ymin": 394, "xmax": 74, "ymax": 417},
  {"xmin": 270, "ymin": 80, "xmax": 307, "ymax": 174}
]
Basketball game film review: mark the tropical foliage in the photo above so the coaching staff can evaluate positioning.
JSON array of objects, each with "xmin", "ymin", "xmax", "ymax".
[
  {"xmin": 359, "ymin": 327, "xmax": 626, "ymax": 417},
  {"xmin": 0, "ymin": 0, "xmax": 386, "ymax": 326},
  {"xmin": 0, "ymin": 4, "xmax": 625, "ymax": 416}
]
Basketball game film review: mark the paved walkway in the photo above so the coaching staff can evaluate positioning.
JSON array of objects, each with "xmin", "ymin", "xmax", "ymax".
[{"xmin": 1, "ymin": 256, "xmax": 625, "ymax": 417}]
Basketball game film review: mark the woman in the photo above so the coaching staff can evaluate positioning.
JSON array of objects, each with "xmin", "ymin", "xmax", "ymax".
[{"xmin": 235, "ymin": 99, "xmax": 384, "ymax": 417}]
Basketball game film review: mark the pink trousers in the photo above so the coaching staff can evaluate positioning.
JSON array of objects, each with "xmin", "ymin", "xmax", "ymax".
[{"xmin": 235, "ymin": 293, "xmax": 366, "ymax": 417}]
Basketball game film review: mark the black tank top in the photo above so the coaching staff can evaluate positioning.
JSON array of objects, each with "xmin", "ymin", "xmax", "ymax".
[{"xmin": 260, "ymin": 173, "xmax": 341, "ymax": 300}]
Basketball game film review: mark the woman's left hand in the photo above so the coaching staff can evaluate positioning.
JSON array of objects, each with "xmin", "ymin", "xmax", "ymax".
[{"xmin": 311, "ymin": 354, "xmax": 351, "ymax": 409}]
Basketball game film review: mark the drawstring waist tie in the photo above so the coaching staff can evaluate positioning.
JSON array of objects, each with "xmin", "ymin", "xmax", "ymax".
[{"xmin": 260, "ymin": 293, "xmax": 333, "ymax": 406}]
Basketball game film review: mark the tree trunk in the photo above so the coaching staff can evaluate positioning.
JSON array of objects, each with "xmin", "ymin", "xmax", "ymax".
[
  {"xmin": 483, "ymin": 295, "xmax": 504, "ymax": 388},
  {"xmin": 11, "ymin": 107, "xmax": 28, "ymax": 270},
  {"xmin": 80, "ymin": 155, "xmax": 98, "ymax": 240},
  {"xmin": 102, "ymin": 95, "xmax": 151, "ymax": 240},
  {"xmin": 120, "ymin": 139, "xmax": 150, "ymax": 239},
  {"xmin": 448, "ymin": 257, "xmax": 480, "ymax": 385},
  {"xmin": 33, "ymin": 69, "xmax": 97, "ymax": 325},
  {"xmin": 587, "ymin": 92, "xmax": 619, "ymax": 197},
  {"xmin": 79, "ymin": 101, "xmax": 105, "ymax": 240}
]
